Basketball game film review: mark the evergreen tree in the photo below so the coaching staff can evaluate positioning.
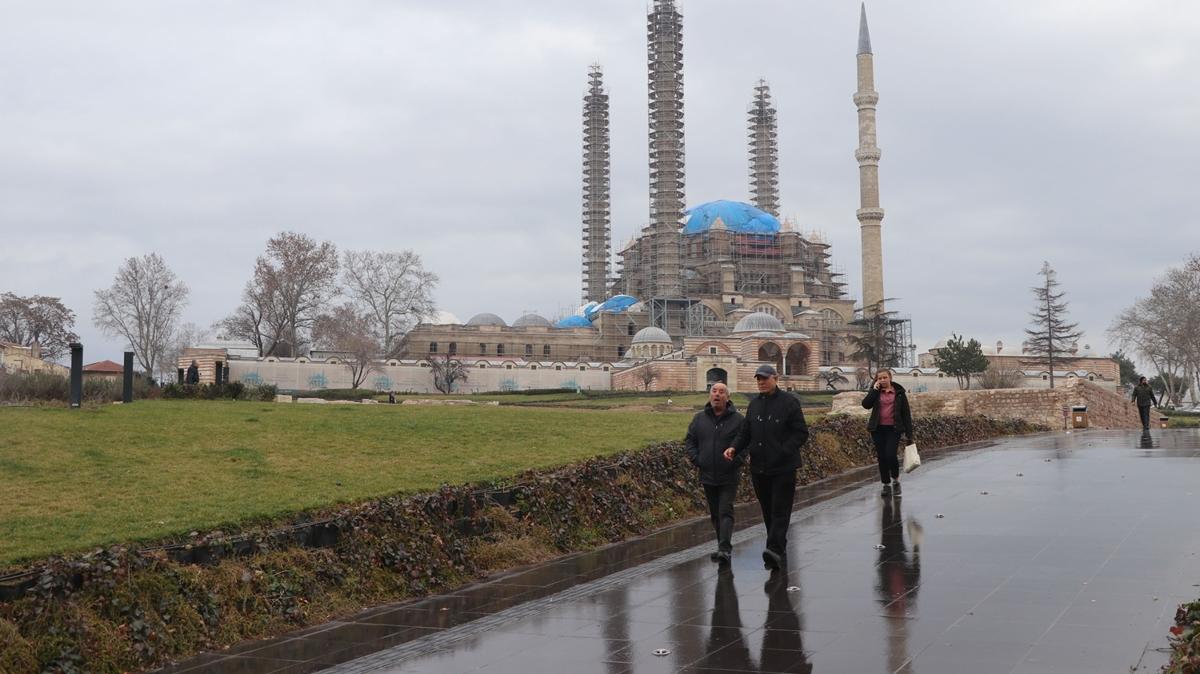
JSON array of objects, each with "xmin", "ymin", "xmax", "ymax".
[
  {"xmin": 932, "ymin": 333, "xmax": 989, "ymax": 389},
  {"xmin": 1024, "ymin": 262, "xmax": 1083, "ymax": 389}
]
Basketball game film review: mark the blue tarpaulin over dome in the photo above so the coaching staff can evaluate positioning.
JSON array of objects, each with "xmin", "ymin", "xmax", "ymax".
[
  {"xmin": 554, "ymin": 315, "xmax": 594, "ymax": 328},
  {"xmin": 589, "ymin": 294, "xmax": 638, "ymax": 317},
  {"xmin": 683, "ymin": 200, "xmax": 781, "ymax": 235}
]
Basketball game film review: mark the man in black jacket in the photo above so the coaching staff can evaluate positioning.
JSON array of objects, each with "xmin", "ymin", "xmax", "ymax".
[
  {"xmin": 723, "ymin": 365, "xmax": 810, "ymax": 570},
  {"xmin": 1131, "ymin": 376, "xmax": 1160, "ymax": 430},
  {"xmin": 685, "ymin": 382, "xmax": 744, "ymax": 565}
]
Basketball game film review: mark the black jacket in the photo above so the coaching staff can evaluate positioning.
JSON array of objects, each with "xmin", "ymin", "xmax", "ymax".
[
  {"xmin": 685, "ymin": 402, "xmax": 745, "ymax": 486},
  {"xmin": 862, "ymin": 382, "xmax": 914, "ymax": 439},
  {"xmin": 731, "ymin": 388, "xmax": 809, "ymax": 475},
  {"xmin": 1131, "ymin": 383, "xmax": 1159, "ymax": 407}
]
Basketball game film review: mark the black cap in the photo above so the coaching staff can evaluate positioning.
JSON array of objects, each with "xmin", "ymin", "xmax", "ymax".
[{"xmin": 754, "ymin": 364, "xmax": 777, "ymax": 378}]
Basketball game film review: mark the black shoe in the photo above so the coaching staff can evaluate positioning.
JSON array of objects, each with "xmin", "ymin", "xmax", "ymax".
[
  {"xmin": 881, "ymin": 483, "xmax": 892, "ymax": 497},
  {"xmin": 709, "ymin": 551, "xmax": 721, "ymax": 562},
  {"xmin": 716, "ymin": 551, "xmax": 731, "ymax": 565},
  {"xmin": 892, "ymin": 481, "xmax": 902, "ymax": 496},
  {"xmin": 762, "ymin": 549, "xmax": 782, "ymax": 570}
]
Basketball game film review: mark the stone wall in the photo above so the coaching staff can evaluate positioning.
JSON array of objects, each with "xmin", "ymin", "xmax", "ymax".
[{"xmin": 831, "ymin": 378, "xmax": 1144, "ymax": 430}]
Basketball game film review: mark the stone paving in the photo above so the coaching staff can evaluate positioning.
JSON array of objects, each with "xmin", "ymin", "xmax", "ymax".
[{"xmin": 156, "ymin": 429, "xmax": 1200, "ymax": 674}]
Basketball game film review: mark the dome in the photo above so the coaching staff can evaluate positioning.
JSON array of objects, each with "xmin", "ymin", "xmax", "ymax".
[
  {"xmin": 554, "ymin": 315, "xmax": 594, "ymax": 329},
  {"xmin": 683, "ymin": 200, "xmax": 781, "ymax": 235},
  {"xmin": 732, "ymin": 312, "xmax": 785, "ymax": 334},
  {"xmin": 631, "ymin": 326, "xmax": 672, "ymax": 345},
  {"xmin": 575, "ymin": 301, "xmax": 599, "ymax": 317},
  {"xmin": 512, "ymin": 313, "xmax": 551, "ymax": 328},
  {"xmin": 466, "ymin": 312, "xmax": 507, "ymax": 327}
]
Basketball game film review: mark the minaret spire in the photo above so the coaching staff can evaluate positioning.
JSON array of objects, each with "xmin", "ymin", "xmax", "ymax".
[
  {"xmin": 857, "ymin": 2, "xmax": 873, "ymax": 55},
  {"xmin": 582, "ymin": 64, "xmax": 611, "ymax": 304},
  {"xmin": 748, "ymin": 79, "xmax": 780, "ymax": 218},
  {"xmin": 854, "ymin": 2, "xmax": 885, "ymax": 315}
]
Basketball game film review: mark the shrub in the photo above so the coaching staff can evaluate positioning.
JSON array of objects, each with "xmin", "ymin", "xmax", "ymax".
[
  {"xmin": 0, "ymin": 371, "xmax": 69, "ymax": 403},
  {"xmin": 160, "ymin": 382, "xmax": 274, "ymax": 401},
  {"xmin": 304, "ymin": 388, "xmax": 378, "ymax": 401},
  {"xmin": 1166, "ymin": 600, "xmax": 1200, "ymax": 674}
]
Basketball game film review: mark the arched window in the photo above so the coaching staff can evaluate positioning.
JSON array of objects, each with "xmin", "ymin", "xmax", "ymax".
[
  {"xmin": 820, "ymin": 309, "xmax": 843, "ymax": 326},
  {"xmin": 543, "ymin": 344, "xmax": 551, "ymax": 357},
  {"xmin": 497, "ymin": 344, "xmax": 505, "ymax": 356},
  {"xmin": 758, "ymin": 342, "xmax": 783, "ymax": 373},
  {"xmin": 753, "ymin": 304, "xmax": 783, "ymax": 319},
  {"xmin": 785, "ymin": 343, "xmax": 809, "ymax": 376},
  {"xmin": 479, "ymin": 343, "xmax": 487, "ymax": 354},
  {"xmin": 524, "ymin": 344, "xmax": 533, "ymax": 357},
  {"xmin": 429, "ymin": 342, "xmax": 438, "ymax": 354},
  {"xmin": 448, "ymin": 342, "xmax": 457, "ymax": 356}
]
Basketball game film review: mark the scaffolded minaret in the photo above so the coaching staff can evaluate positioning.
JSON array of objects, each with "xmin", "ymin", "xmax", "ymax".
[
  {"xmin": 854, "ymin": 3, "xmax": 886, "ymax": 315},
  {"xmin": 647, "ymin": 0, "xmax": 684, "ymax": 298},
  {"xmin": 748, "ymin": 79, "xmax": 780, "ymax": 218},
  {"xmin": 581, "ymin": 65, "xmax": 611, "ymax": 304}
]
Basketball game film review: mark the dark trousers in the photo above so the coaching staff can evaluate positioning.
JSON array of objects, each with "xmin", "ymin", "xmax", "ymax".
[
  {"xmin": 872, "ymin": 425, "xmax": 902, "ymax": 484},
  {"xmin": 703, "ymin": 483, "xmax": 737, "ymax": 553},
  {"xmin": 1138, "ymin": 404, "xmax": 1152, "ymax": 430},
  {"xmin": 751, "ymin": 471, "xmax": 797, "ymax": 556}
]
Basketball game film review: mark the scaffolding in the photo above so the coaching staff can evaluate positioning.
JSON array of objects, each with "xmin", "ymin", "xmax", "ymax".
[
  {"xmin": 581, "ymin": 64, "xmax": 611, "ymax": 304},
  {"xmin": 647, "ymin": 0, "xmax": 685, "ymax": 298},
  {"xmin": 748, "ymin": 79, "xmax": 780, "ymax": 217}
]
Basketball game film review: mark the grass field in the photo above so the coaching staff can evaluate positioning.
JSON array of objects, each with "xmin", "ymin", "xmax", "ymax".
[{"xmin": 0, "ymin": 400, "xmax": 696, "ymax": 566}]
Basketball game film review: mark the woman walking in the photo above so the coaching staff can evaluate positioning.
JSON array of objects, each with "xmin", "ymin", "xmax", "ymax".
[{"xmin": 862, "ymin": 368, "xmax": 914, "ymax": 497}]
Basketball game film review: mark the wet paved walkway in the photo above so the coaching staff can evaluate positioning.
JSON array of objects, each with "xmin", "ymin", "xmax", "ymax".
[{"xmin": 159, "ymin": 429, "xmax": 1200, "ymax": 674}]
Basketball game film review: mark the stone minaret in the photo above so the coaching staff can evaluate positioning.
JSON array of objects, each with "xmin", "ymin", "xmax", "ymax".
[
  {"xmin": 582, "ymin": 64, "xmax": 611, "ymax": 304},
  {"xmin": 854, "ymin": 3, "xmax": 885, "ymax": 315},
  {"xmin": 748, "ymin": 79, "xmax": 780, "ymax": 218},
  {"xmin": 647, "ymin": 0, "xmax": 684, "ymax": 298}
]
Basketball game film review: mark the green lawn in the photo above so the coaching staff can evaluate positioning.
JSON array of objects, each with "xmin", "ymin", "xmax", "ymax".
[{"xmin": 0, "ymin": 401, "xmax": 691, "ymax": 565}]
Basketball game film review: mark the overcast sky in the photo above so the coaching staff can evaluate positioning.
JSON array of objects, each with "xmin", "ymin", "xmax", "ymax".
[{"xmin": 2, "ymin": 0, "xmax": 1198, "ymax": 365}]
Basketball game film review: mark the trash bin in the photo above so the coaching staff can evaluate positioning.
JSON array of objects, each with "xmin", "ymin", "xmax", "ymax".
[
  {"xmin": 1158, "ymin": 416, "xmax": 1170, "ymax": 429},
  {"xmin": 1071, "ymin": 405, "xmax": 1088, "ymax": 429}
]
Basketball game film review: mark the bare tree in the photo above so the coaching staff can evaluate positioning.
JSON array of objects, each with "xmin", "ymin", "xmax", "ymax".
[
  {"xmin": 429, "ymin": 353, "xmax": 468, "ymax": 394},
  {"xmin": 638, "ymin": 364, "xmax": 659, "ymax": 391},
  {"xmin": 252, "ymin": 232, "xmax": 339, "ymax": 356},
  {"xmin": 342, "ymin": 250, "xmax": 438, "ymax": 358},
  {"xmin": 978, "ymin": 367, "xmax": 1024, "ymax": 389},
  {"xmin": 0, "ymin": 293, "xmax": 79, "ymax": 361},
  {"xmin": 1023, "ymin": 262, "xmax": 1082, "ymax": 389},
  {"xmin": 1110, "ymin": 254, "xmax": 1200, "ymax": 406},
  {"xmin": 93, "ymin": 253, "xmax": 189, "ymax": 376},
  {"xmin": 217, "ymin": 278, "xmax": 290, "ymax": 356},
  {"xmin": 312, "ymin": 304, "xmax": 380, "ymax": 389}
]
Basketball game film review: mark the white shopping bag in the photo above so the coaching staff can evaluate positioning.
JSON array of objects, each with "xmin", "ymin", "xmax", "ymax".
[{"xmin": 902, "ymin": 443, "xmax": 921, "ymax": 473}]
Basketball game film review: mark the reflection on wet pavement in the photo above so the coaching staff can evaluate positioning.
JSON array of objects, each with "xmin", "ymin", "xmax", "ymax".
[{"xmin": 156, "ymin": 429, "xmax": 1200, "ymax": 674}]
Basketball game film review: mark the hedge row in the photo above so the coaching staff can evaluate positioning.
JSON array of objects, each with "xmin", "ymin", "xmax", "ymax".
[
  {"xmin": 160, "ymin": 382, "xmax": 277, "ymax": 401},
  {"xmin": 0, "ymin": 372, "xmax": 157, "ymax": 405},
  {"xmin": 0, "ymin": 414, "xmax": 1045, "ymax": 674}
]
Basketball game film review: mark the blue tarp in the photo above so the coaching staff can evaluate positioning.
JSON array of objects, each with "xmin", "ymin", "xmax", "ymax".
[
  {"xmin": 595, "ymin": 294, "xmax": 638, "ymax": 314},
  {"xmin": 554, "ymin": 315, "xmax": 594, "ymax": 328},
  {"xmin": 683, "ymin": 200, "xmax": 781, "ymax": 235}
]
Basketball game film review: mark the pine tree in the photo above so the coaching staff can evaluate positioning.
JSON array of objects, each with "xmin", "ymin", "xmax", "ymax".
[{"xmin": 1024, "ymin": 262, "xmax": 1083, "ymax": 389}]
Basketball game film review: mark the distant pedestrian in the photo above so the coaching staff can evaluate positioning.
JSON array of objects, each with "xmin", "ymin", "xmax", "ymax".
[
  {"xmin": 388, "ymin": 390, "xmax": 397, "ymax": 404},
  {"xmin": 723, "ymin": 365, "xmax": 810, "ymax": 571},
  {"xmin": 862, "ymin": 369, "xmax": 914, "ymax": 498},
  {"xmin": 185, "ymin": 360, "xmax": 200, "ymax": 385},
  {"xmin": 1131, "ymin": 376, "xmax": 1160, "ymax": 431},
  {"xmin": 685, "ymin": 382, "xmax": 744, "ymax": 565}
]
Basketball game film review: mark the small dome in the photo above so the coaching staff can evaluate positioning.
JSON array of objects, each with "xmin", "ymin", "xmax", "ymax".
[
  {"xmin": 466, "ymin": 312, "xmax": 507, "ymax": 327},
  {"xmin": 512, "ymin": 313, "xmax": 551, "ymax": 328},
  {"xmin": 631, "ymin": 326, "xmax": 672, "ymax": 344},
  {"xmin": 732, "ymin": 312, "xmax": 785, "ymax": 334}
]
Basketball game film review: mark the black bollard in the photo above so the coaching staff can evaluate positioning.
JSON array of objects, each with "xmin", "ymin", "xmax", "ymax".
[
  {"xmin": 215, "ymin": 361, "xmax": 224, "ymax": 386},
  {"xmin": 177, "ymin": 368, "xmax": 185, "ymax": 384},
  {"xmin": 122, "ymin": 352, "xmax": 134, "ymax": 403},
  {"xmin": 69, "ymin": 343, "xmax": 83, "ymax": 408}
]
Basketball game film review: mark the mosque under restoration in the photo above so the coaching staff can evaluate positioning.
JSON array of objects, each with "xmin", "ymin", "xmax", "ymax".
[{"xmin": 396, "ymin": 2, "xmax": 905, "ymax": 392}]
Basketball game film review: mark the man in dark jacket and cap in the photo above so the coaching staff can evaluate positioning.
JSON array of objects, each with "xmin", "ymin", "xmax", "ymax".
[
  {"xmin": 685, "ymin": 382, "xmax": 745, "ymax": 565},
  {"xmin": 1131, "ymin": 376, "xmax": 1160, "ymax": 430},
  {"xmin": 723, "ymin": 365, "xmax": 810, "ymax": 570}
]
